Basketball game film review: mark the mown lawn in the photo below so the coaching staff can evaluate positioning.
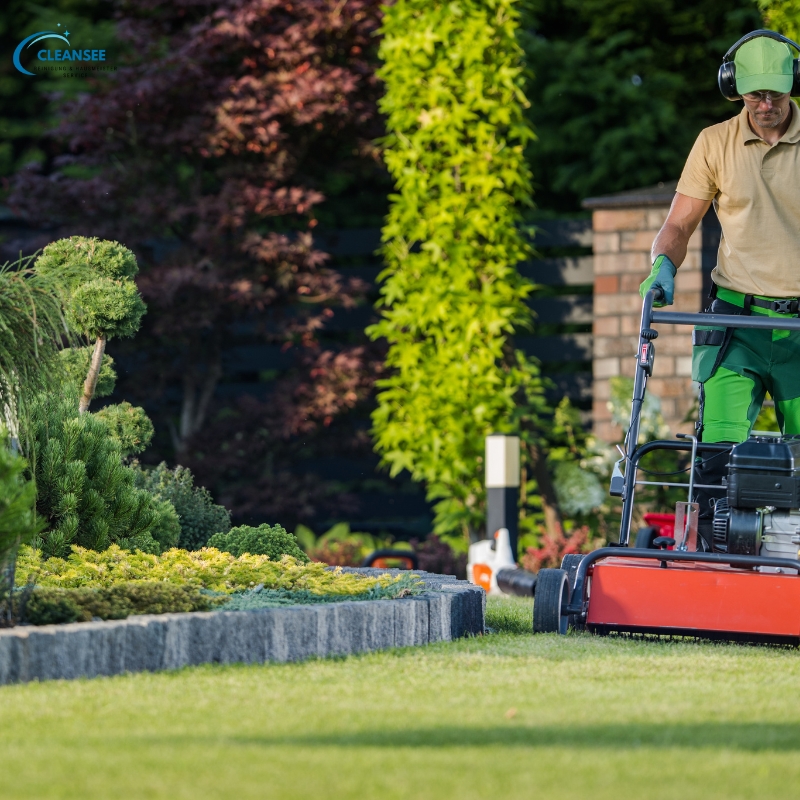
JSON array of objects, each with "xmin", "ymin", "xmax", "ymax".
[{"xmin": 1, "ymin": 596, "xmax": 799, "ymax": 799}]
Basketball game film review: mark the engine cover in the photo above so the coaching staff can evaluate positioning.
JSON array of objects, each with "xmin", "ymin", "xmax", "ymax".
[{"xmin": 727, "ymin": 435, "xmax": 800, "ymax": 508}]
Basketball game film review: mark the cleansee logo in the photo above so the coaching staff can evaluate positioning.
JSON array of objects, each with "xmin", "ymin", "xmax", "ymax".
[{"xmin": 13, "ymin": 26, "xmax": 110, "ymax": 76}]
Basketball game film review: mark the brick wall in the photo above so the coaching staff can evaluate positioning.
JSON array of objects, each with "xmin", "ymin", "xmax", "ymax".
[{"xmin": 587, "ymin": 200, "xmax": 704, "ymax": 443}]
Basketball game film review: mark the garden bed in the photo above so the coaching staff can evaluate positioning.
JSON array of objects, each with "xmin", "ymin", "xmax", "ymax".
[{"xmin": 0, "ymin": 569, "xmax": 484, "ymax": 685}]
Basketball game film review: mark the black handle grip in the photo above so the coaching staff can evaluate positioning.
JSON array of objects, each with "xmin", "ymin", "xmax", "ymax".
[
  {"xmin": 496, "ymin": 568, "xmax": 537, "ymax": 596},
  {"xmin": 361, "ymin": 549, "xmax": 419, "ymax": 570}
]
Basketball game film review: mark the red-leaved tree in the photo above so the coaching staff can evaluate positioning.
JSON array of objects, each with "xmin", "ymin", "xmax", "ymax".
[{"xmin": 10, "ymin": 0, "xmax": 387, "ymax": 524}]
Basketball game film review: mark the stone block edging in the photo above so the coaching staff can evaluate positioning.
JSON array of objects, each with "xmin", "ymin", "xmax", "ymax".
[{"xmin": 0, "ymin": 570, "xmax": 484, "ymax": 685}]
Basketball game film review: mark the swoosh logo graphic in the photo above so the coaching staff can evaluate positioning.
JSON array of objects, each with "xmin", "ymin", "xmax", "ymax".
[{"xmin": 13, "ymin": 31, "xmax": 71, "ymax": 76}]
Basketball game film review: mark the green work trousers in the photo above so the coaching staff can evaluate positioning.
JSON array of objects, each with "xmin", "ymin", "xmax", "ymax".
[{"xmin": 694, "ymin": 298, "xmax": 800, "ymax": 443}]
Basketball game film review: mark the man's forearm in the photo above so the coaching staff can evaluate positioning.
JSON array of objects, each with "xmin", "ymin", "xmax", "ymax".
[
  {"xmin": 649, "ymin": 193, "xmax": 711, "ymax": 268},
  {"xmin": 651, "ymin": 222, "xmax": 689, "ymax": 268}
]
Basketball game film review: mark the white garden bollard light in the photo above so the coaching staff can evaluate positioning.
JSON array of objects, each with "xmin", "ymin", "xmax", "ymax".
[{"xmin": 485, "ymin": 433, "xmax": 520, "ymax": 556}]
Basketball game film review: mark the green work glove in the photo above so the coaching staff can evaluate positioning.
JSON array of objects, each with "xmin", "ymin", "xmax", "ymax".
[{"xmin": 639, "ymin": 254, "xmax": 677, "ymax": 307}]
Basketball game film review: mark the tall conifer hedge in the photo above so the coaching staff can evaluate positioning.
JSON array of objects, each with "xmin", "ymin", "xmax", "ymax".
[{"xmin": 370, "ymin": 0, "xmax": 545, "ymax": 542}]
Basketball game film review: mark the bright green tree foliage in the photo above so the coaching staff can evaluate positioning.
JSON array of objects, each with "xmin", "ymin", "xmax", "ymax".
[
  {"xmin": 760, "ymin": 1, "xmax": 800, "ymax": 41},
  {"xmin": 370, "ymin": 0, "xmax": 545, "ymax": 541}
]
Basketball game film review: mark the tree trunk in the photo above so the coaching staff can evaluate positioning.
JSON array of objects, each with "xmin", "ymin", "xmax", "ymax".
[
  {"xmin": 171, "ymin": 356, "xmax": 222, "ymax": 461},
  {"xmin": 79, "ymin": 336, "xmax": 106, "ymax": 415},
  {"xmin": 527, "ymin": 441, "xmax": 563, "ymax": 537}
]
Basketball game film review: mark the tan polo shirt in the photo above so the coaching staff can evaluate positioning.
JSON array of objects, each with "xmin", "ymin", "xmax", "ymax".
[{"xmin": 676, "ymin": 103, "xmax": 800, "ymax": 297}]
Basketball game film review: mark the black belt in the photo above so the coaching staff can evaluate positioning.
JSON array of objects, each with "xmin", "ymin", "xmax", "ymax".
[{"xmin": 748, "ymin": 295, "xmax": 800, "ymax": 314}]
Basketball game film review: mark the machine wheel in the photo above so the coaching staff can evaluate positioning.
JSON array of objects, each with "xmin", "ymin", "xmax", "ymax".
[
  {"xmin": 533, "ymin": 568, "xmax": 569, "ymax": 635},
  {"xmin": 634, "ymin": 526, "xmax": 660, "ymax": 549},
  {"xmin": 560, "ymin": 554, "xmax": 585, "ymax": 632}
]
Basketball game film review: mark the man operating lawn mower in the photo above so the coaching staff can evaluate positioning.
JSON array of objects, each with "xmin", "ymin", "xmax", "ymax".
[{"xmin": 639, "ymin": 29, "xmax": 800, "ymax": 551}]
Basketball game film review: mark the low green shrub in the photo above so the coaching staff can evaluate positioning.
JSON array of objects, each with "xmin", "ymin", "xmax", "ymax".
[
  {"xmin": 207, "ymin": 524, "xmax": 308, "ymax": 562},
  {"xmin": 16, "ymin": 544, "xmax": 413, "ymax": 597},
  {"xmin": 132, "ymin": 463, "xmax": 230, "ymax": 550},
  {"xmin": 220, "ymin": 573, "xmax": 423, "ymax": 610},
  {"xmin": 23, "ymin": 581, "xmax": 220, "ymax": 625}
]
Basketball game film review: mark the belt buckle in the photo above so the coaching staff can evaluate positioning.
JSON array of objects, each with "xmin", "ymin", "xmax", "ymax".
[{"xmin": 771, "ymin": 299, "xmax": 798, "ymax": 314}]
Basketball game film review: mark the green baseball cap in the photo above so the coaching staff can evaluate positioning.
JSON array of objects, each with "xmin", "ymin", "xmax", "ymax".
[{"xmin": 735, "ymin": 36, "xmax": 794, "ymax": 95}]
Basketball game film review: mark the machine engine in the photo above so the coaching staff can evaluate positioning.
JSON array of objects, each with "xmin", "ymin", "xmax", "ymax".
[{"xmin": 712, "ymin": 436, "xmax": 800, "ymax": 567}]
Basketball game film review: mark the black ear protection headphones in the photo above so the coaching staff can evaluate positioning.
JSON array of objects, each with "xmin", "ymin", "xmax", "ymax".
[{"xmin": 718, "ymin": 28, "xmax": 800, "ymax": 100}]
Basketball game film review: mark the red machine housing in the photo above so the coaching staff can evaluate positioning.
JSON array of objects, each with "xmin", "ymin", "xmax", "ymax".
[{"xmin": 584, "ymin": 556, "xmax": 800, "ymax": 642}]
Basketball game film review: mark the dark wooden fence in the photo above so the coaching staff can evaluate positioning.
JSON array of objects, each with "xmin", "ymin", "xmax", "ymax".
[{"xmin": 217, "ymin": 220, "xmax": 594, "ymax": 408}]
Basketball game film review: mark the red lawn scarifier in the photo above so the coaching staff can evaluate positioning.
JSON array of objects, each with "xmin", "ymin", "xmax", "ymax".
[{"xmin": 533, "ymin": 289, "xmax": 800, "ymax": 643}]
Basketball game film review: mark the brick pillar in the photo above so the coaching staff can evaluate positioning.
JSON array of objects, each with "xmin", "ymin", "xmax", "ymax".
[{"xmin": 584, "ymin": 188, "xmax": 704, "ymax": 443}]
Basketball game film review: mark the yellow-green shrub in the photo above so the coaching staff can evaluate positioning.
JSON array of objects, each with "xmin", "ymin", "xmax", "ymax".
[
  {"xmin": 16, "ymin": 544, "xmax": 411, "ymax": 596},
  {"xmin": 24, "ymin": 582, "xmax": 220, "ymax": 625}
]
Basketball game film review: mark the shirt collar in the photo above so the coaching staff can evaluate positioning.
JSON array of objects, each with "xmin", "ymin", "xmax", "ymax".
[{"xmin": 740, "ymin": 102, "xmax": 800, "ymax": 144}]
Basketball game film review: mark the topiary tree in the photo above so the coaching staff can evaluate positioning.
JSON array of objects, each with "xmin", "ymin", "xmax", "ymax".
[
  {"xmin": 34, "ymin": 237, "xmax": 146, "ymax": 414},
  {"xmin": 207, "ymin": 523, "xmax": 309, "ymax": 562},
  {"xmin": 131, "ymin": 462, "xmax": 231, "ymax": 551},
  {"xmin": 27, "ymin": 394, "xmax": 179, "ymax": 558},
  {"xmin": 369, "ymin": 0, "xmax": 547, "ymax": 543}
]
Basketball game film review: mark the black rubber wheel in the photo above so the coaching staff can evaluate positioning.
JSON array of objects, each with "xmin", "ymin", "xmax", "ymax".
[
  {"xmin": 634, "ymin": 526, "xmax": 660, "ymax": 549},
  {"xmin": 560, "ymin": 554, "xmax": 585, "ymax": 632},
  {"xmin": 533, "ymin": 568, "xmax": 569, "ymax": 635}
]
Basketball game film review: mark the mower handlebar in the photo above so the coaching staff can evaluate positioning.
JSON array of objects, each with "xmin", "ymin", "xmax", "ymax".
[{"xmin": 643, "ymin": 289, "xmax": 800, "ymax": 332}]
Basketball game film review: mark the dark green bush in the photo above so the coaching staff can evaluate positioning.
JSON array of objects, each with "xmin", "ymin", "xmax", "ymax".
[
  {"xmin": 24, "ymin": 582, "xmax": 221, "ymax": 625},
  {"xmin": 132, "ymin": 462, "xmax": 230, "ymax": 550},
  {"xmin": 208, "ymin": 523, "xmax": 309, "ymax": 562},
  {"xmin": 28, "ymin": 395, "xmax": 180, "ymax": 558}
]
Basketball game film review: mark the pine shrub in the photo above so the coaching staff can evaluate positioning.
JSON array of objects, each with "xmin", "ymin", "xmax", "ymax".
[
  {"xmin": 27, "ymin": 395, "xmax": 180, "ymax": 558},
  {"xmin": 132, "ymin": 463, "xmax": 230, "ymax": 550},
  {"xmin": 207, "ymin": 523, "xmax": 309, "ymax": 562}
]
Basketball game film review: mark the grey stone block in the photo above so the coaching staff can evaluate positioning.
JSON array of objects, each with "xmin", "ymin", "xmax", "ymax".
[{"xmin": 0, "ymin": 572, "xmax": 485, "ymax": 685}]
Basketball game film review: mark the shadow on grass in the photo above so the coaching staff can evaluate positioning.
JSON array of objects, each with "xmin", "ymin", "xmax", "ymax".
[{"xmin": 232, "ymin": 722, "xmax": 800, "ymax": 751}]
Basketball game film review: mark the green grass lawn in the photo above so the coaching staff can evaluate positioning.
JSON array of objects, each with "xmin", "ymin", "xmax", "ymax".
[{"xmin": 1, "ymin": 596, "xmax": 800, "ymax": 799}]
